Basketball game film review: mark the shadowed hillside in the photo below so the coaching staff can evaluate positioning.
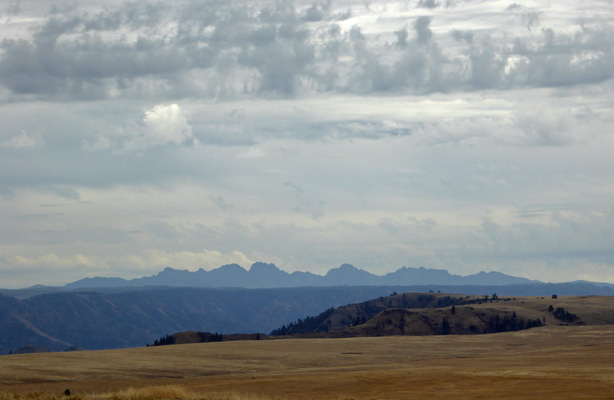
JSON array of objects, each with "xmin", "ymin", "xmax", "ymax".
[{"xmin": 0, "ymin": 286, "xmax": 422, "ymax": 353}]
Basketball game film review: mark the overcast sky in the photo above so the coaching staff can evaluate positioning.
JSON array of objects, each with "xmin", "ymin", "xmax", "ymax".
[{"xmin": 1, "ymin": 0, "xmax": 613, "ymax": 288}]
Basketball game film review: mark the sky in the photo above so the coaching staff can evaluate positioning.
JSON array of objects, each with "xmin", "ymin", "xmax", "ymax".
[{"xmin": 1, "ymin": 0, "xmax": 613, "ymax": 288}]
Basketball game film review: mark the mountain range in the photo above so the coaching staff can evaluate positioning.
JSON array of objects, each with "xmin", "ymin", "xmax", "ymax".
[
  {"xmin": 64, "ymin": 263, "xmax": 539, "ymax": 290},
  {"xmin": 3, "ymin": 263, "xmax": 614, "ymax": 354}
]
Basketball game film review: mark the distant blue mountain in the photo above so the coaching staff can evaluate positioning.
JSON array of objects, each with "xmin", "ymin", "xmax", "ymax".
[
  {"xmin": 64, "ymin": 263, "xmax": 539, "ymax": 290},
  {"xmin": 64, "ymin": 277, "xmax": 131, "ymax": 289},
  {"xmin": 571, "ymin": 280, "xmax": 614, "ymax": 289},
  {"xmin": 324, "ymin": 264, "xmax": 377, "ymax": 286}
]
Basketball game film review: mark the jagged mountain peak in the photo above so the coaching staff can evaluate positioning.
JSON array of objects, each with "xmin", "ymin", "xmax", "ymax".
[
  {"xmin": 158, "ymin": 267, "xmax": 188, "ymax": 275},
  {"xmin": 62, "ymin": 263, "xmax": 543, "ymax": 290},
  {"xmin": 249, "ymin": 262, "xmax": 282, "ymax": 273},
  {"xmin": 217, "ymin": 263, "xmax": 245, "ymax": 272},
  {"xmin": 325, "ymin": 264, "xmax": 368, "ymax": 275}
]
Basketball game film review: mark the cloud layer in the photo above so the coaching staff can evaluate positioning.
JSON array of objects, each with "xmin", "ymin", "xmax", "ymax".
[
  {"xmin": 2, "ymin": 0, "xmax": 612, "ymax": 100},
  {"xmin": 1, "ymin": 0, "xmax": 613, "ymax": 287}
]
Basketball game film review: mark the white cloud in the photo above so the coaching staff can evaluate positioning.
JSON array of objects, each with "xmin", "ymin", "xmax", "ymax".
[
  {"xmin": 119, "ymin": 103, "xmax": 194, "ymax": 153},
  {"xmin": 143, "ymin": 104, "xmax": 193, "ymax": 146},
  {"xmin": 2, "ymin": 131, "xmax": 40, "ymax": 148},
  {"xmin": 10, "ymin": 253, "xmax": 102, "ymax": 269},
  {"xmin": 127, "ymin": 249, "xmax": 255, "ymax": 272}
]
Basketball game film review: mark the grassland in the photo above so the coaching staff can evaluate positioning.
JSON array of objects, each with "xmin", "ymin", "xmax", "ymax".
[{"xmin": 1, "ymin": 296, "xmax": 614, "ymax": 399}]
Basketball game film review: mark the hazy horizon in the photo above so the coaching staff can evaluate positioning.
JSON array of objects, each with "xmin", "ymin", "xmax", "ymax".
[{"xmin": 1, "ymin": 0, "xmax": 613, "ymax": 288}]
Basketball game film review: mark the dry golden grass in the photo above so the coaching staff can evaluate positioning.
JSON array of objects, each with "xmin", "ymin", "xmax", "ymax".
[
  {"xmin": 0, "ymin": 386, "xmax": 284, "ymax": 400},
  {"xmin": 2, "ymin": 296, "xmax": 614, "ymax": 399}
]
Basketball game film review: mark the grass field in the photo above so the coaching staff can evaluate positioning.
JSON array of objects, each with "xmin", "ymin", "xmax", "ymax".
[{"xmin": 1, "ymin": 296, "xmax": 614, "ymax": 399}]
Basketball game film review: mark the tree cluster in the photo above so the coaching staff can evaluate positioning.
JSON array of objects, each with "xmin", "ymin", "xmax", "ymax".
[
  {"xmin": 270, "ymin": 307, "xmax": 335, "ymax": 335},
  {"xmin": 473, "ymin": 293, "xmax": 502, "ymax": 305},
  {"xmin": 440, "ymin": 317, "xmax": 451, "ymax": 335},
  {"xmin": 270, "ymin": 293, "xmax": 467, "ymax": 336},
  {"xmin": 199, "ymin": 332, "xmax": 224, "ymax": 342},
  {"xmin": 551, "ymin": 306, "xmax": 579, "ymax": 323},
  {"xmin": 149, "ymin": 334, "xmax": 175, "ymax": 347},
  {"xmin": 484, "ymin": 312, "xmax": 542, "ymax": 333}
]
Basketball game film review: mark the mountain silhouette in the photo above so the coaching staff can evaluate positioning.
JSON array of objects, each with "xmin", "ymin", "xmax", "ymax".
[{"xmin": 64, "ymin": 263, "xmax": 538, "ymax": 289}]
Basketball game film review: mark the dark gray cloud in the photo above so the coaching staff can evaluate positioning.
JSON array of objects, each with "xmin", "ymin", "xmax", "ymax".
[
  {"xmin": 414, "ymin": 16, "xmax": 433, "ymax": 45},
  {"xmin": 506, "ymin": 3, "xmax": 521, "ymax": 11},
  {"xmin": 417, "ymin": 0, "xmax": 440, "ymax": 9},
  {"xmin": 1, "ymin": 0, "xmax": 612, "ymax": 100},
  {"xmin": 302, "ymin": 1, "xmax": 332, "ymax": 22},
  {"xmin": 451, "ymin": 29, "xmax": 473, "ymax": 43},
  {"xmin": 521, "ymin": 10, "xmax": 542, "ymax": 31},
  {"xmin": 394, "ymin": 28, "xmax": 409, "ymax": 48}
]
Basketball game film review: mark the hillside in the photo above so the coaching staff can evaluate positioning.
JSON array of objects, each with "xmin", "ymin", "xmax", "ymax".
[
  {"xmin": 280, "ymin": 293, "xmax": 614, "ymax": 338},
  {"xmin": 0, "ymin": 286, "xmax": 419, "ymax": 354},
  {"xmin": 4, "ymin": 284, "xmax": 614, "ymax": 354},
  {"xmin": 153, "ymin": 293, "xmax": 614, "ymax": 345}
]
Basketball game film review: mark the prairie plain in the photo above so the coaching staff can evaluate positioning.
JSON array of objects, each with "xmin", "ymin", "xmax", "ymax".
[{"xmin": 1, "ymin": 296, "xmax": 614, "ymax": 399}]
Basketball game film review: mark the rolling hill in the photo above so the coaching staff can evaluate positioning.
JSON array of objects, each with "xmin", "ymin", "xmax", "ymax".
[
  {"xmin": 275, "ymin": 292, "xmax": 614, "ymax": 338},
  {"xmin": 156, "ymin": 292, "xmax": 614, "ymax": 345}
]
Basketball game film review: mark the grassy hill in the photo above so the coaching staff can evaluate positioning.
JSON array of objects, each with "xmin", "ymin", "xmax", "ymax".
[
  {"xmin": 153, "ymin": 293, "xmax": 614, "ymax": 345},
  {"xmin": 280, "ymin": 293, "xmax": 614, "ymax": 338}
]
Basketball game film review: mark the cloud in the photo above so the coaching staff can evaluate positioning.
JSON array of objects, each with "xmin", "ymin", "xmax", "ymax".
[
  {"xmin": 4, "ymin": 0, "xmax": 21, "ymax": 15},
  {"xmin": 302, "ymin": 1, "xmax": 331, "ymax": 22},
  {"xmin": 451, "ymin": 29, "xmax": 473, "ymax": 43},
  {"xmin": 521, "ymin": 11, "xmax": 542, "ymax": 31},
  {"xmin": 506, "ymin": 3, "xmax": 521, "ymax": 11},
  {"xmin": 116, "ymin": 103, "xmax": 194, "ymax": 153},
  {"xmin": 514, "ymin": 108, "xmax": 577, "ymax": 146},
  {"xmin": 122, "ymin": 249, "xmax": 255, "ymax": 272},
  {"xmin": 0, "ymin": 0, "xmax": 612, "ymax": 100},
  {"xmin": 394, "ymin": 28, "xmax": 409, "ymax": 48},
  {"xmin": 211, "ymin": 195, "xmax": 234, "ymax": 211},
  {"xmin": 2, "ymin": 131, "xmax": 40, "ymax": 149},
  {"xmin": 4, "ymin": 201, "xmax": 614, "ymax": 285},
  {"xmin": 3, "ymin": 253, "xmax": 107, "ymax": 272},
  {"xmin": 414, "ymin": 16, "xmax": 433, "ymax": 45},
  {"xmin": 143, "ymin": 104, "xmax": 193, "ymax": 146},
  {"xmin": 417, "ymin": 0, "xmax": 440, "ymax": 9}
]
